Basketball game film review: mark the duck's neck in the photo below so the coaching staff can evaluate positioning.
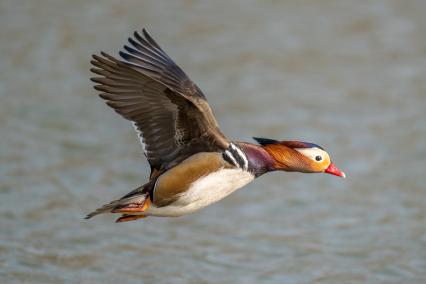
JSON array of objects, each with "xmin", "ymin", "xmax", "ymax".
[
  {"xmin": 235, "ymin": 142, "xmax": 311, "ymax": 176},
  {"xmin": 237, "ymin": 143, "xmax": 275, "ymax": 177}
]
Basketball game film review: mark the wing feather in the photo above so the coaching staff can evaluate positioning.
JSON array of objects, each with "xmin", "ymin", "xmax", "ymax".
[{"xmin": 90, "ymin": 29, "xmax": 228, "ymax": 171}]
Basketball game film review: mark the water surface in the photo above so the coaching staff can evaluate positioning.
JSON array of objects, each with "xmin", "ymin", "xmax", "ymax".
[{"xmin": 1, "ymin": 1, "xmax": 426, "ymax": 283}]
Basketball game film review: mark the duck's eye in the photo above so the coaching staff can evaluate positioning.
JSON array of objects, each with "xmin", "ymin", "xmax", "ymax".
[{"xmin": 315, "ymin": 155, "xmax": 322, "ymax": 162}]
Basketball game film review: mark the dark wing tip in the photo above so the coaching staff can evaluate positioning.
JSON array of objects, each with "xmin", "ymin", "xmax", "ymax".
[
  {"xmin": 99, "ymin": 93, "xmax": 119, "ymax": 101},
  {"xmin": 98, "ymin": 93, "xmax": 110, "ymax": 100},
  {"xmin": 253, "ymin": 137, "xmax": 279, "ymax": 146},
  {"xmin": 142, "ymin": 28, "xmax": 150, "ymax": 38},
  {"xmin": 93, "ymin": 85, "xmax": 105, "ymax": 92},
  {"xmin": 92, "ymin": 52, "xmax": 119, "ymax": 63},
  {"xmin": 84, "ymin": 212, "xmax": 95, "ymax": 219},
  {"xmin": 90, "ymin": 67, "xmax": 103, "ymax": 75},
  {"xmin": 119, "ymin": 50, "xmax": 132, "ymax": 61},
  {"xmin": 102, "ymin": 51, "xmax": 119, "ymax": 62},
  {"xmin": 142, "ymin": 28, "xmax": 164, "ymax": 51},
  {"xmin": 92, "ymin": 53, "xmax": 106, "ymax": 61},
  {"xmin": 90, "ymin": 76, "xmax": 100, "ymax": 83}
]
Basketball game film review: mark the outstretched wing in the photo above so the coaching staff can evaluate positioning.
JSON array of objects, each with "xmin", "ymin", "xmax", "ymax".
[{"xmin": 91, "ymin": 29, "xmax": 229, "ymax": 172}]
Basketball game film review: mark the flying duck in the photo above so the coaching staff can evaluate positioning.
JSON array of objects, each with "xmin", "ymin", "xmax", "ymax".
[{"xmin": 86, "ymin": 29, "xmax": 345, "ymax": 223}]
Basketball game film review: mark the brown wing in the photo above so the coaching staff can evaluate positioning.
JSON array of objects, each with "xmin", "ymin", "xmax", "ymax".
[{"xmin": 91, "ymin": 29, "xmax": 229, "ymax": 172}]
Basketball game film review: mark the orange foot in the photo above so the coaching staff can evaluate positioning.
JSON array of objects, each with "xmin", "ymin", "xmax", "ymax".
[
  {"xmin": 116, "ymin": 214, "xmax": 147, "ymax": 223},
  {"xmin": 112, "ymin": 197, "xmax": 151, "ymax": 214}
]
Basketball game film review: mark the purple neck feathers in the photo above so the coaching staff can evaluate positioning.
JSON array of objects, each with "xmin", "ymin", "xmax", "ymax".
[{"xmin": 238, "ymin": 143, "xmax": 275, "ymax": 177}]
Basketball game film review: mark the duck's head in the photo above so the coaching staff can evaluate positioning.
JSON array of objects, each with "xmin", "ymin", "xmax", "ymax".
[{"xmin": 253, "ymin": 137, "xmax": 345, "ymax": 178}]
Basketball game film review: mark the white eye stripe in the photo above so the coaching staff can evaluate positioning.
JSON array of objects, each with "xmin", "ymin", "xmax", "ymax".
[{"xmin": 295, "ymin": 147, "xmax": 328, "ymax": 163}]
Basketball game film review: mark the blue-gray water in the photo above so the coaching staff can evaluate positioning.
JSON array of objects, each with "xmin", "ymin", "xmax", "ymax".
[{"xmin": 1, "ymin": 1, "xmax": 426, "ymax": 283}]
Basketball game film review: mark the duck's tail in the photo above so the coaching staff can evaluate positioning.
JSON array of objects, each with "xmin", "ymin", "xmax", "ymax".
[{"xmin": 85, "ymin": 186, "xmax": 151, "ymax": 220}]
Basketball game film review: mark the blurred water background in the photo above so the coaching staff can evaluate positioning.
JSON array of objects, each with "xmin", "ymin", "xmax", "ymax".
[{"xmin": 1, "ymin": 1, "xmax": 426, "ymax": 283}]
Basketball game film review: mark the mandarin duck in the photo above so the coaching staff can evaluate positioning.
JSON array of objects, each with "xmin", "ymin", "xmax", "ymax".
[{"xmin": 86, "ymin": 29, "xmax": 345, "ymax": 223}]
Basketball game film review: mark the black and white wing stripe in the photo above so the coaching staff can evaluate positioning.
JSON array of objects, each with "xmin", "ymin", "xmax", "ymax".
[{"xmin": 223, "ymin": 143, "xmax": 248, "ymax": 171}]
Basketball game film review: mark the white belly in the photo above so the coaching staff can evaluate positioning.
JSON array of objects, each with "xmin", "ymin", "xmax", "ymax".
[{"xmin": 145, "ymin": 168, "xmax": 255, "ymax": 217}]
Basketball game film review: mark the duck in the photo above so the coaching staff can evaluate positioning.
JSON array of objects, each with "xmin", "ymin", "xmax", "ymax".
[{"xmin": 85, "ymin": 29, "xmax": 345, "ymax": 223}]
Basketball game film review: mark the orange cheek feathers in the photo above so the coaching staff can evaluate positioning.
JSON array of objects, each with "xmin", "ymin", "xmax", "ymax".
[{"xmin": 263, "ymin": 144, "xmax": 311, "ymax": 172}]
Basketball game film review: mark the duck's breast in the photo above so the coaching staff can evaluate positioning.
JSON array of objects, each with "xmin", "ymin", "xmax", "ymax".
[
  {"xmin": 179, "ymin": 167, "xmax": 255, "ymax": 207},
  {"xmin": 147, "ymin": 167, "xmax": 254, "ymax": 217}
]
